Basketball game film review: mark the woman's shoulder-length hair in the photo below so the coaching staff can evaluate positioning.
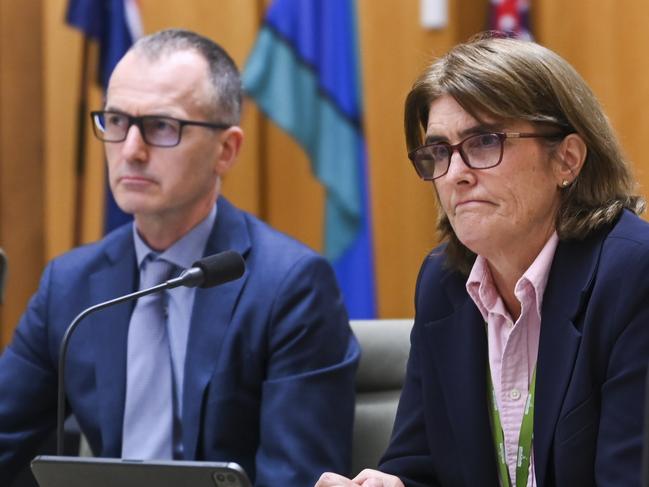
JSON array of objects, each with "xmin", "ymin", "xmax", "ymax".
[{"xmin": 404, "ymin": 33, "xmax": 645, "ymax": 274}]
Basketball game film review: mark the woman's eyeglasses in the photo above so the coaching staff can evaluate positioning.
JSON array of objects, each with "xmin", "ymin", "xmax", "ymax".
[{"xmin": 408, "ymin": 131, "xmax": 565, "ymax": 181}]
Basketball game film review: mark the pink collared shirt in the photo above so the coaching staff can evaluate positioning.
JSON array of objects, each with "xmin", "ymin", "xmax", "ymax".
[{"xmin": 466, "ymin": 232, "xmax": 559, "ymax": 487}]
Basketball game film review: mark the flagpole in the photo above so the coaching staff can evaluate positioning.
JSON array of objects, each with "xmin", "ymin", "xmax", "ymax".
[
  {"xmin": 255, "ymin": 0, "xmax": 269, "ymax": 222},
  {"xmin": 73, "ymin": 36, "xmax": 90, "ymax": 246}
]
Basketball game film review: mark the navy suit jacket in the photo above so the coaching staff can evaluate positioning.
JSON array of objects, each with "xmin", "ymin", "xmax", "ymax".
[
  {"xmin": 0, "ymin": 197, "xmax": 360, "ymax": 486},
  {"xmin": 380, "ymin": 209, "xmax": 649, "ymax": 486}
]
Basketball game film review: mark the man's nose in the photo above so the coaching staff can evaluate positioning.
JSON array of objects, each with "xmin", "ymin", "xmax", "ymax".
[{"xmin": 121, "ymin": 124, "xmax": 148, "ymax": 160}]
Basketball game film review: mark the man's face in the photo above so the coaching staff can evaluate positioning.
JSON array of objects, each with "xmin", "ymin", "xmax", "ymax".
[{"xmin": 104, "ymin": 49, "xmax": 226, "ymax": 224}]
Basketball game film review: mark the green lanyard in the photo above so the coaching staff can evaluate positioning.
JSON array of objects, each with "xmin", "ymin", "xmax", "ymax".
[{"xmin": 486, "ymin": 366, "xmax": 536, "ymax": 487}]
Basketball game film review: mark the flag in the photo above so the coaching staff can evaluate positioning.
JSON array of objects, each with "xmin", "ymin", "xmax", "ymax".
[
  {"xmin": 243, "ymin": 0, "xmax": 376, "ymax": 318},
  {"xmin": 66, "ymin": 0, "xmax": 143, "ymax": 233},
  {"xmin": 489, "ymin": 0, "xmax": 532, "ymax": 40}
]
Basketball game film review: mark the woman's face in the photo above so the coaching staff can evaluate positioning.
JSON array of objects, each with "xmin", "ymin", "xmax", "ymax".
[{"xmin": 428, "ymin": 95, "xmax": 564, "ymax": 264}]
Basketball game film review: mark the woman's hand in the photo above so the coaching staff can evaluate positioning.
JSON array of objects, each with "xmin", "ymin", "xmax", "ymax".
[{"xmin": 315, "ymin": 469, "xmax": 405, "ymax": 487}]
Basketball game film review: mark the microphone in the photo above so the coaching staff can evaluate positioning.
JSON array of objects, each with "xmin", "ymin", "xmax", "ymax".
[
  {"xmin": 170, "ymin": 250, "xmax": 246, "ymax": 289},
  {"xmin": 56, "ymin": 250, "xmax": 245, "ymax": 455},
  {"xmin": 0, "ymin": 248, "xmax": 6, "ymax": 304}
]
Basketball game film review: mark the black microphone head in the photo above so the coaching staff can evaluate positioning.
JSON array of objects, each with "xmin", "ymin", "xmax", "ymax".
[{"xmin": 192, "ymin": 251, "xmax": 245, "ymax": 288}]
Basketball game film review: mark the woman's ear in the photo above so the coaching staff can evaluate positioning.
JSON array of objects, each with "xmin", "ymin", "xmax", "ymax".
[{"xmin": 553, "ymin": 133, "xmax": 587, "ymax": 188}]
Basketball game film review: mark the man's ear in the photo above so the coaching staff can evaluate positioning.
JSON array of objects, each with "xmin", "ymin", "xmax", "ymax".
[
  {"xmin": 215, "ymin": 126, "xmax": 244, "ymax": 175},
  {"xmin": 553, "ymin": 133, "xmax": 587, "ymax": 188}
]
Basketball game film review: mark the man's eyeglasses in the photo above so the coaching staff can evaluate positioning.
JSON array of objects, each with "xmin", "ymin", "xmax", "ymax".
[
  {"xmin": 90, "ymin": 110, "xmax": 231, "ymax": 147},
  {"xmin": 407, "ymin": 131, "xmax": 566, "ymax": 181}
]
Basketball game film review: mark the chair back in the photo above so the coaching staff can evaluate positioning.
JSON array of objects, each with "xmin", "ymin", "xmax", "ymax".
[{"xmin": 350, "ymin": 319, "xmax": 413, "ymax": 476}]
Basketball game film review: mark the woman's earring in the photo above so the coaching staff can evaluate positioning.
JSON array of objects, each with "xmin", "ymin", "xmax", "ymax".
[{"xmin": 561, "ymin": 179, "xmax": 570, "ymax": 188}]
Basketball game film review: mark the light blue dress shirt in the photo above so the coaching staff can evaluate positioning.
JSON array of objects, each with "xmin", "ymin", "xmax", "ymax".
[{"xmin": 132, "ymin": 203, "xmax": 216, "ymax": 458}]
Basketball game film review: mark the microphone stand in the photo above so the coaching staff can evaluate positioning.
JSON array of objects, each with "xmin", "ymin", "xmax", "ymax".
[
  {"xmin": 54, "ymin": 250, "xmax": 243, "ymax": 455},
  {"xmin": 55, "ymin": 271, "xmax": 200, "ymax": 455}
]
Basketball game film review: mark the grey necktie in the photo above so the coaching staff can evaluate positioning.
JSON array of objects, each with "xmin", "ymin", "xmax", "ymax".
[{"xmin": 122, "ymin": 255, "xmax": 175, "ymax": 459}]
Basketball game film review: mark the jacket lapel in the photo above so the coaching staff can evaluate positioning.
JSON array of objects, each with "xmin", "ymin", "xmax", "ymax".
[
  {"xmin": 90, "ymin": 228, "xmax": 137, "ymax": 456},
  {"xmin": 423, "ymin": 226, "xmax": 606, "ymax": 486},
  {"xmin": 533, "ymin": 232, "xmax": 604, "ymax": 486},
  {"xmin": 422, "ymin": 273, "xmax": 500, "ymax": 486},
  {"xmin": 182, "ymin": 197, "xmax": 251, "ymax": 459}
]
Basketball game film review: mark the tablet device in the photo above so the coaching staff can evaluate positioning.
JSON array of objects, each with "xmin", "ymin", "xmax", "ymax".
[{"xmin": 31, "ymin": 455, "xmax": 252, "ymax": 487}]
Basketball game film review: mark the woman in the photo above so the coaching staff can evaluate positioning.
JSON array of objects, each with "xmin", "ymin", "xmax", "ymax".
[{"xmin": 317, "ymin": 34, "xmax": 649, "ymax": 487}]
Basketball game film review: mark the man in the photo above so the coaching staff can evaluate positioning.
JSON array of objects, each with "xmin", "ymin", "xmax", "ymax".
[{"xmin": 0, "ymin": 29, "xmax": 359, "ymax": 486}]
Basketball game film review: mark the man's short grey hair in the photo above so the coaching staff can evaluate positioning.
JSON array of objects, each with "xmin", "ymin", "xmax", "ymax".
[{"xmin": 131, "ymin": 28, "xmax": 242, "ymax": 125}]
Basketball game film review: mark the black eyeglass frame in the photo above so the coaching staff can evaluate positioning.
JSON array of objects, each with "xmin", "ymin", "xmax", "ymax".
[
  {"xmin": 90, "ymin": 110, "xmax": 232, "ymax": 147},
  {"xmin": 407, "ymin": 131, "xmax": 567, "ymax": 181}
]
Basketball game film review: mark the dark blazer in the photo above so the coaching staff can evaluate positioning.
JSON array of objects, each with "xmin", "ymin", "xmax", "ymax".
[
  {"xmin": 0, "ymin": 197, "xmax": 360, "ymax": 486},
  {"xmin": 380, "ymin": 209, "xmax": 649, "ymax": 487}
]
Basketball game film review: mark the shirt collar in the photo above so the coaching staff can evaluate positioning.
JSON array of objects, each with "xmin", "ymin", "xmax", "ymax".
[
  {"xmin": 517, "ymin": 231, "xmax": 559, "ymax": 316},
  {"xmin": 133, "ymin": 203, "xmax": 217, "ymax": 270},
  {"xmin": 466, "ymin": 232, "xmax": 559, "ymax": 321}
]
